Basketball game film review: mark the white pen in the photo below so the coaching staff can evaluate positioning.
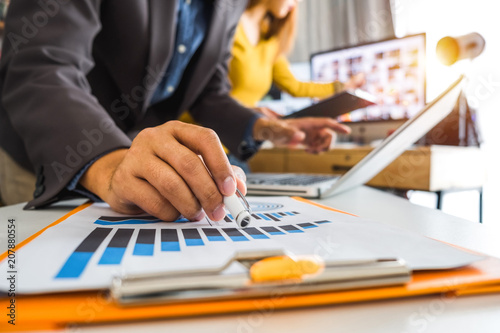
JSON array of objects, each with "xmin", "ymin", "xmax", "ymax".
[{"xmin": 223, "ymin": 188, "xmax": 252, "ymax": 228}]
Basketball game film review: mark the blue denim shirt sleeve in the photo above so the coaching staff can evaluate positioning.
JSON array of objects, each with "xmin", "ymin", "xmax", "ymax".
[{"xmin": 66, "ymin": 156, "xmax": 103, "ymax": 202}]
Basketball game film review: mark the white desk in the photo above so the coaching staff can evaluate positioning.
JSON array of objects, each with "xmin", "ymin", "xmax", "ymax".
[{"xmin": 1, "ymin": 186, "xmax": 499, "ymax": 332}]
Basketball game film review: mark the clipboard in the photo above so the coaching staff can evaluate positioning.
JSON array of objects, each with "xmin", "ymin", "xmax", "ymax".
[{"xmin": 2, "ymin": 199, "xmax": 500, "ymax": 332}]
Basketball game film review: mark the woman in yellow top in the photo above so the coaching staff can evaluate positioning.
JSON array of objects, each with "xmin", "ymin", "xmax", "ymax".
[
  {"xmin": 230, "ymin": 0, "xmax": 364, "ymax": 116},
  {"xmin": 180, "ymin": 0, "xmax": 360, "ymax": 169}
]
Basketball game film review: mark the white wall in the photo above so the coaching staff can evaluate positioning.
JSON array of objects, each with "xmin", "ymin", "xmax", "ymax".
[{"xmin": 393, "ymin": 0, "xmax": 500, "ymax": 224}]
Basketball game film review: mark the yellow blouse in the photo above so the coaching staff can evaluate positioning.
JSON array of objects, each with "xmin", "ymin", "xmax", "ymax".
[
  {"xmin": 229, "ymin": 22, "xmax": 335, "ymax": 107},
  {"xmin": 179, "ymin": 22, "xmax": 338, "ymax": 140}
]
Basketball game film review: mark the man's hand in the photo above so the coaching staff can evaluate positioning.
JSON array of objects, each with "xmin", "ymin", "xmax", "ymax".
[
  {"xmin": 253, "ymin": 117, "xmax": 351, "ymax": 154},
  {"xmin": 80, "ymin": 121, "xmax": 247, "ymax": 222}
]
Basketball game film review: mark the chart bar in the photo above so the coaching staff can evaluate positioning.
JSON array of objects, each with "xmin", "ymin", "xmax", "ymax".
[
  {"xmin": 202, "ymin": 228, "xmax": 226, "ymax": 241},
  {"xmin": 222, "ymin": 228, "xmax": 249, "ymax": 242},
  {"xmin": 285, "ymin": 212, "xmax": 295, "ymax": 216},
  {"xmin": 279, "ymin": 212, "xmax": 287, "ymax": 216},
  {"xmin": 297, "ymin": 223, "xmax": 317, "ymax": 229},
  {"xmin": 271, "ymin": 213, "xmax": 283, "ymax": 219},
  {"xmin": 280, "ymin": 225, "xmax": 304, "ymax": 233},
  {"xmin": 292, "ymin": 211, "xmax": 300, "ymax": 214},
  {"xmin": 251, "ymin": 214, "xmax": 262, "ymax": 220},
  {"xmin": 133, "ymin": 229, "xmax": 155, "ymax": 256},
  {"xmin": 243, "ymin": 227, "xmax": 269, "ymax": 239},
  {"xmin": 224, "ymin": 216, "xmax": 232, "ymax": 223},
  {"xmin": 314, "ymin": 220, "xmax": 332, "ymax": 224},
  {"xmin": 264, "ymin": 213, "xmax": 280, "ymax": 222},
  {"xmin": 98, "ymin": 229, "xmax": 134, "ymax": 265},
  {"xmin": 161, "ymin": 229, "xmax": 181, "ymax": 251},
  {"xmin": 56, "ymin": 227, "xmax": 112, "ymax": 278},
  {"xmin": 261, "ymin": 226, "xmax": 285, "ymax": 235},
  {"xmin": 257, "ymin": 213, "xmax": 271, "ymax": 221},
  {"xmin": 182, "ymin": 229, "xmax": 204, "ymax": 246}
]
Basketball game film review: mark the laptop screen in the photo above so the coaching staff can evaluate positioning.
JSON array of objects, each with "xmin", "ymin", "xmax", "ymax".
[{"xmin": 311, "ymin": 34, "xmax": 426, "ymax": 122}]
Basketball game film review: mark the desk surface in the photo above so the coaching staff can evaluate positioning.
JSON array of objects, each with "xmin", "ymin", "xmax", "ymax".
[{"xmin": 1, "ymin": 186, "xmax": 499, "ymax": 332}]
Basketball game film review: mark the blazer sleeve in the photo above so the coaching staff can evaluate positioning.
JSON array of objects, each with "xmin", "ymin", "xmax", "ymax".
[
  {"xmin": 0, "ymin": 0, "xmax": 132, "ymax": 208},
  {"xmin": 188, "ymin": 18, "xmax": 260, "ymax": 161},
  {"xmin": 272, "ymin": 56, "xmax": 336, "ymax": 98}
]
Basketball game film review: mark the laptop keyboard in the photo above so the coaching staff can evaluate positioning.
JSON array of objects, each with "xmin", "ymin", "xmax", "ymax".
[{"xmin": 247, "ymin": 174, "xmax": 336, "ymax": 186}]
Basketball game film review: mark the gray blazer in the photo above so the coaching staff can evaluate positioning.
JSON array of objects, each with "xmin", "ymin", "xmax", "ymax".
[{"xmin": 0, "ymin": 0, "xmax": 255, "ymax": 209}]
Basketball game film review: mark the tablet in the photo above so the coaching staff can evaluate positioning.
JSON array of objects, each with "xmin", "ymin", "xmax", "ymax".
[{"xmin": 284, "ymin": 89, "xmax": 377, "ymax": 119}]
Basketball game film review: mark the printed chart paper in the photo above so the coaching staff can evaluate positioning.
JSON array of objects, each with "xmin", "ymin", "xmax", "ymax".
[{"xmin": 0, "ymin": 197, "xmax": 483, "ymax": 293}]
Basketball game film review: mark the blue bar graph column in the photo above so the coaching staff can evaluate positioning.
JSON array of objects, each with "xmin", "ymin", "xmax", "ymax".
[
  {"xmin": 182, "ymin": 229, "xmax": 204, "ymax": 246},
  {"xmin": 243, "ymin": 227, "xmax": 269, "ymax": 240},
  {"xmin": 314, "ymin": 220, "xmax": 332, "ymax": 225},
  {"xmin": 99, "ymin": 229, "xmax": 134, "ymax": 265},
  {"xmin": 261, "ymin": 226, "xmax": 285, "ymax": 235},
  {"xmin": 280, "ymin": 225, "xmax": 304, "ymax": 233},
  {"xmin": 161, "ymin": 229, "xmax": 181, "ymax": 251},
  {"xmin": 297, "ymin": 223, "xmax": 318, "ymax": 229},
  {"xmin": 56, "ymin": 227, "xmax": 112, "ymax": 278},
  {"xmin": 222, "ymin": 228, "xmax": 249, "ymax": 242},
  {"xmin": 133, "ymin": 229, "xmax": 155, "ymax": 256},
  {"xmin": 202, "ymin": 228, "xmax": 226, "ymax": 242}
]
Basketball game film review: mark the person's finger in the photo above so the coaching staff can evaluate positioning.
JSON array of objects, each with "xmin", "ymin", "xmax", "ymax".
[
  {"xmin": 254, "ymin": 107, "xmax": 282, "ymax": 119},
  {"xmin": 151, "ymin": 136, "xmax": 226, "ymax": 221},
  {"xmin": 115, "ymin": 175, "xmax": 181, "ymax": 222},
  {"xmin": 166, "ymin": 121, "xmax": 236, "ymax": 198},
  {"xmin": 232, "ymin": 165, "xmax": 247, "ymax": 195},
  {"xmin": 306, "ymin": 128, "xmax": 335, "ymax": 153},
  {"xmin": 254, "ymin": 118, "xmax": 306, "ymax": 145},
  {"xmin": 139, "ymin": 155, "xmax": 207, "ymax": 221}
]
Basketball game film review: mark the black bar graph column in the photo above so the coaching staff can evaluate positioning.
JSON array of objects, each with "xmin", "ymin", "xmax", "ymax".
[
  {"xmin": 280, "ymin": 225, "xmax": 304, "ymax": 233},
  {"xmin": 133, "ymin": 229, "xmax": 155, "ymax": 256},
  {"xmin": 243, "ymin": 227, "xmax": 269, "ymax": 239},
  {"xmin": 222, "ymin": 228, "xmax": 249, "ymax": 242},
  {"xmin": 202, "ymin": 228, "xmax": 226, "ymax": 241},
  {"xmin": 98, "ymin": 229, "xmax": 134, "ymax": 265},
  {"xmin": 161, "ymin": 229, "xmax": 180, "ymax": 252},
  {"xmin": 56, "ymin": 228, "xmax": 112, "ymax": 278},
  {"xmin": 182, "ymin": 229, "xmax": 204, "ymax": 246}
]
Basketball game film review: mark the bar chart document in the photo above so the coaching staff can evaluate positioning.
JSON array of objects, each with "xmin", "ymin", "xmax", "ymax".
[{"xmin": 0, "ymin": 197, "xmax": 483, "ymax": 294}]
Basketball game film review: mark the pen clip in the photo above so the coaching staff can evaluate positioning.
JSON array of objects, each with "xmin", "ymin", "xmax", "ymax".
[{"xmin": 236, "ymin": 188, "xmax": 251, "ymax": 214}]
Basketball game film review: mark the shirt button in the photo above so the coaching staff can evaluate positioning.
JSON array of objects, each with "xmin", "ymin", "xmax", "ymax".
[
  {"xmin": 178, "ymin": 44, "xmax": 186, "ymax": 54},
  {"xmin": 167, "ymin": 86, "xmax": 175, "ymax": 93}
]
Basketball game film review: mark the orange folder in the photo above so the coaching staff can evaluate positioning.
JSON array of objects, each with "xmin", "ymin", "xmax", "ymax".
[{"xmin": 2, "ymin": 200, "xmax": 500, "ymax": 332}]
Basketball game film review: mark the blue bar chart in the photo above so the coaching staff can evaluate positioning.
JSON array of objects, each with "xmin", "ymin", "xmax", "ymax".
[
  {"xmin": 133, "ymin": 229, "xmax": 155, "ymax": 256},
  {"xmin": 98, "ymin": 228, "xmax": 133, "ymax": 265},
  {"xmin": 161, "ymin": 229, "xmax": 181, "ymax": 252},
  {"xmin": 55, "ymin": 220, "xmax": 333, "ymax": 279},
  {"xmin": 55, "ymin": 228, "xmax": 112, "ymax": 278}
]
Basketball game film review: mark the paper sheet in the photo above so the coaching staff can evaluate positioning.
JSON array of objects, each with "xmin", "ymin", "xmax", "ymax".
[{"xmin": 0, "ymin": 197, "xmax": 483, "ymax": 294}]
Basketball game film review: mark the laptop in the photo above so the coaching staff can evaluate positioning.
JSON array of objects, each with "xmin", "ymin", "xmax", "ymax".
[{"xmin": 247, "ymin": 76, "xmax": 464, "ymax": 199}]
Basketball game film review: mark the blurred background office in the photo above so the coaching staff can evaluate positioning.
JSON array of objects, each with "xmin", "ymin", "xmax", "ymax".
[
  {"xmin": 254, "ymin": 0, "xmax": 498, "ymax": 224},
  {"xmin": 0, "ymin": 0, "xmax": 497, "ymax": 224}
]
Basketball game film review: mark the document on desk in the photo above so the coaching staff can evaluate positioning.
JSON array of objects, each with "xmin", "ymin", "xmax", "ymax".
[{"xmin": 0, "ymin": 197, "xmax": 483, "ymax": 294}]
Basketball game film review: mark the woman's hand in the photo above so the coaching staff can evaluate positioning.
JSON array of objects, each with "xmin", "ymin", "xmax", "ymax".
[{"xmin": 253, "ymin": 117, "xmax": 351, "ymax": 154}]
